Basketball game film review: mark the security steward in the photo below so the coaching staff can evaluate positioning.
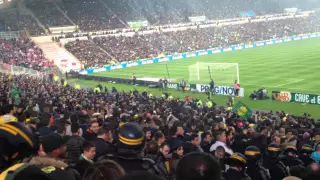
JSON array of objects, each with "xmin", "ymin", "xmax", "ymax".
[
  {"xmin": 244, "ymin": 146, "xmax": 270, "ymax": 180},
  {"xmin": 270, "ymin": 146, "xmax": 303, "ymax": 180},
  {"xmin": 299, "ymin": 144, "xmax": 314, "ymax": 166},
  {"xmin": 98, "ymin": 123, "xmax": 163, "ymax": 177},
  {"xmin": 224, "ymin": 152, "xmax": 252, "ymax": 180},
  {"xmin": 0, "ymin": 122, "xmax": 79, "ymax": 180}
]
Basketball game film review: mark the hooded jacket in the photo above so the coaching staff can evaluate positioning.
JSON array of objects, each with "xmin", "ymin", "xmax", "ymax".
[{"xmin": 26, "ymin": 156, "xmax": 80, "ymax": 180}]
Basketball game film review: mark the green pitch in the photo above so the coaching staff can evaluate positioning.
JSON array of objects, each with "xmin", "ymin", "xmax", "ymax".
[{"xmin": 76, "ymin": 37, "xmax": 320, "ymax": 118}]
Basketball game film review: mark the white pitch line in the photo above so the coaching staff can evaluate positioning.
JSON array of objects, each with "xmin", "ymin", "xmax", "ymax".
[{"xmin": 274, "ymin": 79, "xmax": 304, "ymax": 87}]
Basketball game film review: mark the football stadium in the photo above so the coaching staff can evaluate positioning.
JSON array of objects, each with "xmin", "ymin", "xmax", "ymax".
[
  {"xmin": 2, "ymin": 0, "xmax": 320, "ymax": 179},
  {"xmin": 79, "ymin": 37, "xmax": 320, "ymax": 117}
]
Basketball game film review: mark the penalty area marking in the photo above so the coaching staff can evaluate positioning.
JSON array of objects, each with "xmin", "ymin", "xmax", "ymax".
[{"xmin": 274, "ymin": 79, "xmax": 304, "ymax": 88}]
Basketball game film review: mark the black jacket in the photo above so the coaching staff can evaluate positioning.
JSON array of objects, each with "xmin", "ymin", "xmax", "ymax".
[
  {"xmin": 66, "ymin": 135, "xmax": 85, "ymax": 164},
  {"xmin": 224, "ymin": 168, "xmax": 252, "ymax": 180},
  {"xmin": 101, "ymin": 153, "xmax": 163, "ymax": 178},
  {"xmin": 200, "ymin": 141, "xmax": 211, "ymax": 153},
  {"xmin": 232, "ymin": 133, "xmax": 250, "ymax": 154},
  {"xmin": 75, "ymin": 158, "xmax": 93, "ymax": 177},
  {"xmin": 299, "ymin": 154, "xmax": 315, "ymax": 166},
  {"xmin": 269, "ymin": 160, "xmax": 289, "ymax": 180},
  {"xmin": 156, "ymin": 154, "xmax": 171, "ymax": 180},
  {"xmin": 83, "ymin": 129, "xmax": 97, "ymax": 141},
  {"xmin": 247, "ymin": 163, "xmax": 271, "ymax": 180},
  {"xmin": 92, "ymin": 138, "xmax": 115, "ymax": 161}
]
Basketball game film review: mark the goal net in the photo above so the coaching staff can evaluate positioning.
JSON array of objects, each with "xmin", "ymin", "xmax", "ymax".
[{"xmin": 188, "ymin": 62, "xmax": 239, "ymax": 85}]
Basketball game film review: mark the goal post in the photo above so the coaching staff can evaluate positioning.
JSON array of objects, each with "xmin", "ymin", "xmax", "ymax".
[{"xmin": 188, "ymin": 62, "xmax": 240, "ymax": 85}]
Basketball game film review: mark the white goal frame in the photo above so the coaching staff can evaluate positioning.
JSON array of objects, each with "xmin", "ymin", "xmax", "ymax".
[{"xmin": 193, "ymin": 62, "xmax": 240, "ymax": 83}]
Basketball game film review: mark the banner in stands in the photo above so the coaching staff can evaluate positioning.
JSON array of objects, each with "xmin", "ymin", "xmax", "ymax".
[
  {"xmin": 240, "ymin": 11, "xmax": 255, "ymax": 17},
  {"xmin": 284, "ymin": 8, "xmax": 298, "ymax": 13},
  {"xmin": 80, "ymin": 32, "xmax": 320, "ymax": 75},
  {"xmin": 60, "ymin": 36, "xmax": 88, "ymax": 44},
  {"xmin": 128, "ymin": 20, "xmax": 148, "ymax": 28},
  {"xmin": 49, "ymin": 26, "xmax": 78, "ymax": 34},
  {"xmin": 272, "ymin": 91, "xmax": 320, "ymax": 105},
  {"xmin": 196, "ymin": 84, "xmax": 245, "ymax": 97},
  {"xmin": 167, "ymin": 82, "xmax": 178, "ymax": 89},
  {"xmin": 188, "ymin": 16, "xmax": 206, "ymax": 22}
]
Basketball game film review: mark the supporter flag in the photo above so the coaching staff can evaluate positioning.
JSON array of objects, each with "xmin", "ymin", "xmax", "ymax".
[
  {"xmin": 232, "ymin": 101, "xmax": 252, "ymax": 120},
  {"xmin": 11, "ymin": 85, "xmax": 20, "ymax": 105}
]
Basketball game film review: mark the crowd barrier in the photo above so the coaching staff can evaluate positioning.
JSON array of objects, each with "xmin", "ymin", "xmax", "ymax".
[
  {"xmin": 80, "ymin": 32, "xmax": 320, "ymax": 75},
  {"xmin": 78, "ymin": 75, "xmax": 159, "ymax": 87}
]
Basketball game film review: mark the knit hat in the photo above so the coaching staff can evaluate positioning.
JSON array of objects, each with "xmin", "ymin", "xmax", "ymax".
[{"xmin": 40, "ymin": 133, "xmax": 69, "ymax": 153}]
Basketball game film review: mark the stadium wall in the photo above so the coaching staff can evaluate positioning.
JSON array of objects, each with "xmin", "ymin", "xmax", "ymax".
[{"xmin": 79, "ymin": 32, "xmax": 320, "ymax": 75}]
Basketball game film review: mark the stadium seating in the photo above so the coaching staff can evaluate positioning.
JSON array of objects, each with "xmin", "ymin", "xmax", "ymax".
[{"xmin": 0, "ymin": 37, "xmax": 52, "ymax": 71}]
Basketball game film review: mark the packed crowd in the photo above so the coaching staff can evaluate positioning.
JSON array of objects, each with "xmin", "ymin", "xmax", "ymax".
[
  {"xmin": 0, "ymin": 10, "xmax": 44, "ymax": 35},
  {"xmin": 64, "ymin": 16, "xmax": 319, "ymax": 66},
  {"xmin": 64, "ymin": 39, "xmax": 112, "ymax": 68},
  {"xmin": 1, "ymin": 72, "xmax": 320, "ymax": 180},
  {"xmin": 27, "ymin": 1, "xmax": 72, "ymax": 28},
  {"xmin": 0, "ymin": 37, "xmax": 53, "ymax": 71},
  {"xmin": 0, "ymin": 0, "xmax": 303, "ymax": 34},
  {"xmin": 59, "ymin": 0, "xmax": 125, "ymax": 32}
]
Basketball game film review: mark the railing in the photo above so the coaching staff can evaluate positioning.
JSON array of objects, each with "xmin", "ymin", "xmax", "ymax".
[
  {"xmin": 0, "ymin": 61, "xmax": 64, "ymax": 79},
  {"xmin": 0, "ymin": 31, "xmax": 21, "ymax": 39}
]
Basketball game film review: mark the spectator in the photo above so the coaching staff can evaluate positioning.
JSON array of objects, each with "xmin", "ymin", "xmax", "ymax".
[
  {"xmin": 0, "ymin": 104, "xmax": 17, "ymax": 123},
  {"xmin": 82, "ymin": 160, "xmax": 125, "ymax": 180},
  {"xmin": 92, "ymin": 127, "xmax": 115, "ymax": 161},
  {"xmin": 156, "ymin": 143, "xmax": 171, "ymax": 179},
  {"xmin": 145, "ymin": 141, "xmax": 159, "ymax": 160},
  {"xmin": 75, "ymin": 141, "xmax": 96, "ymax": 177},
  {"xmin": 190, "ymin": 133, "xmax": 203, "ymax": 152},
  {"xmin": 311, "ymin": 143, "xmax": 320, "ymax": 163},
  {"xmin": 28, "ymin": 133, "xmax": 79, "ymax": 179},
  {"xmin": 210, "ymin": 131, "xmax": 233, "ymax": 156},
  {"xmin": 200, "ymin": 131, "xmax": 212, "ymax": 153},
  {"xmin": 83, "ymin": 120, "xmax": 99, "ymax": 141},
  {"xmin": 66, "ymin": 122, "xmax": 85, "ymax": 164},
  {"xmin": 170, "ymin": 143, "xmax": 184, "ymax": 179},
  {"xmin": 176, "ymin": 152, "xmax": 221, "ymax": 180},
  {"xmin": 154, "ymin": 131, "xmax": 166, "ymax": 146}
]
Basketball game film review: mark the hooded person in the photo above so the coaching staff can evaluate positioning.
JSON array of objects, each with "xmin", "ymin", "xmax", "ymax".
[
  {"xmin": 224, "ymin": 153, "xmax": 252, "ymax": 180},
  {"xmin": 0, "ymin": 104, "xmax": 18, "ymax": 124},
  {"xmin": 0, "ymin": 122, "xmax": 38, "ymax": 172},
  {"xmin": 25, "ymin": 133, "xmax": 80, "ymax": 180},
  {"xmin": 0, "ymin": 122, "xmax": 78, "ymax": 180},
  {"xmin": 244, "ymin": 146, "xmax": 270, "ymax": 180}
]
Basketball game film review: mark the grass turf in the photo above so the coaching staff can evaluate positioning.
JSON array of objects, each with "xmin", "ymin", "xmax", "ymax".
[{"xmin": 74, "ymin": 37, "xmax": 320, "ymax": 118}]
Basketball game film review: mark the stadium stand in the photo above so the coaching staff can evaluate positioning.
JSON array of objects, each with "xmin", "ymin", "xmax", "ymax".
[
  {"xmin": 0, "ymin": 37, "xmax": 53, "ymax": 71},
  {"xmin": 27, "ymin": 1, "xmax": 72, "ymax": 27}
]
